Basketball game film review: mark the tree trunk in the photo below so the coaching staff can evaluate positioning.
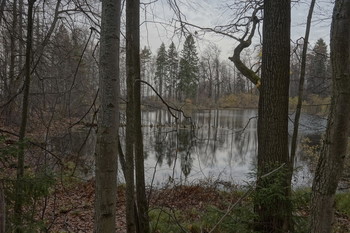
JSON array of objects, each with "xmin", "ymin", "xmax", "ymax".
[
  {"xmin": 126, "ymin": 0, "xmax": 150, "ymax": 232},
  {"xmin": 290, "ymin": 0, "xmax": 316, "ymax": 173},
  {"xmin": 5, "ymin": 0, "xmax": 18, "ymax": 124},
  {"xmin": 134, "ymin": 21, "xmax": 150, "ymax": 233},
  {"xmin": 18, "ymin": 0, "xmax": 24, "ymax": 76},
  {"xmin": 13, "ymin": 1, "xmax": 35, "ymax": 232},
  {"xmin": 287, "ymin": 2, "xmax": 316, "ymax": 231},
  {"xmin": 94, "ymin": 0, "xmax": 120, "ymax": 232},
  {"xmin": 254, "ymin": 0, "xmax": 291, "ymax": 232},
  {"xmin": 310, "ymin": 1, "xmax": 350, "ymax": 232},
  {"xmin": 125, "ymin": 0, "xmax": 137, "ymax": 231},
  {"xmin": 0, "ymin": 182, "xmax": 5, "ymax": 233}
]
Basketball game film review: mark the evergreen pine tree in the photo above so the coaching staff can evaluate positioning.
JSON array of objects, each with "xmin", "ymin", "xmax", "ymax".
[
  {"xmin": 307, "ymin": 38, "xmax": 330, "ymax": 96},
  {"xmin": 178, "ymin": 35, "xmax": 199, "ymax": 100},
  {"xmin": 166, "ymin": 41, "xmax": 179, "ymax": 99},
  {"xmin": 155, "ymin": 43, "xmax": 167, "ymax": 96},
  {"xmin": 140, "ymin": 46, "xmax": 152, "ymax": 97}
]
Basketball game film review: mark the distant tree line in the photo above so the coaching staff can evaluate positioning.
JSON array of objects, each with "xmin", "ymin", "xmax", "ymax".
[
  {"xmin": 133, "ymin": 36, "xmax": 332, "ymax": 105},
  {"xmin": 118, "ymin": 35, "xmax": 262, "ymax": 104}
]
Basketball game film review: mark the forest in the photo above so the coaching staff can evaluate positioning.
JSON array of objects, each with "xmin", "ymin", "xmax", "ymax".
[{"xmin": 0, "ymin": 0, "xmax": 349, "ymax": 232}]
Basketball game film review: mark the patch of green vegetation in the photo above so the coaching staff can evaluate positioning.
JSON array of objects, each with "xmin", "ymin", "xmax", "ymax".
[
  {"xmin": 199, "ymin": 205, "xmax": 256, "ymax": 233},
  {"xmin": 149, "ymin": 205, "xmax": 257, "ymax": 233},
  {"xmin": 149, "ymin": 195, "xmax": 257, "ymax": 233},
  {"xmin": 148, "ymin": 185, "xmax": 348, "ymax": 233},
  {"xmin": 0, "ymin": 136, "xmax": 56, "ymax": 232},
  {"xmin": 149, "ymin": 208, "xmax": 188, "ymax": 233},
  {"xmin": 292, "ymin": 189, "xmax": 311, "ymax": 233},
  {"xmin": 336, "ymin": 192, "xmax": 350, "ymax": 216}
]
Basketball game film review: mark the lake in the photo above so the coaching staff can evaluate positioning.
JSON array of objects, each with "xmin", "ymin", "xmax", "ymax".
[{"xmin": 139, "ymin": 109, "xmax": 326, "ymax": 187}]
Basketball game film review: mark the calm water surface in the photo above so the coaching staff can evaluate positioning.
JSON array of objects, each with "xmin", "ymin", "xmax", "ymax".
[{"xmin": 140, "ymin": 109, "xmax": 326, "ymax": 187}]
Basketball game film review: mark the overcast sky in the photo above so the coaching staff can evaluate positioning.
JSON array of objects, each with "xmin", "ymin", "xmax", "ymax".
[{"xmin": 139, "ymin": 0, "xmax": 334, "ymax": 59}]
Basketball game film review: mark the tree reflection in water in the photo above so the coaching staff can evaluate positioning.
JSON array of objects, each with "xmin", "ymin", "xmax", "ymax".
[
  {"xmin": 143, "ymin": 109, "xmax": 259, "ymax": 185},
  {"xmin": 142, "ymin": 109, "xmax": 324, "ymax": 187}
]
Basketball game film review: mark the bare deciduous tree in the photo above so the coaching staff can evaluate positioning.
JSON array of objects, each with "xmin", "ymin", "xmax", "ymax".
[{"xmin": 14, "ymin": 1, "xmax": 36, "ymax": 232}]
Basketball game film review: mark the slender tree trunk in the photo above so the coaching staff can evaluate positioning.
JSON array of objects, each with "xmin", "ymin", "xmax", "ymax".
[
  {"xmin": 5, "ymin": 0, "xmax": 18, "ymax": 124},
  {"xmin": 290, "ymin": 0, "xmax": 316, "ymax": 171},
  {"xmin": 0, "ymin": 181, "xmax": 5, "ymax": 233},
  {"xmin": 13, "ymin": 1, "xmax": 35, "ymax": 232},
  {"xmin": 125, "ymin": 0, "xmax": 136, "ymax": 231},
  {"xmin": 126, "ymin": 1, "xmax": 150, "ymax": 232},
  {"xmin": 254, "ymin": 1, "xmax": 291, "ymax": 232},
  {"xmin": 9, "ymin": 0, "xmax": 17, "ymax": 84},
  {"xmin": 18, "ymin": 0, "xmax": 24, "ymax": 74},
  {"xmin": 94, "ymin": 0, "xmax": 120, "ymax": 232},
  {"xmin": 134, "ymin": 20, "xmax": 150, "ymax": 233},
  {"xmin": 310, "ymin": 1, "xmax": 350, "ymax": 232},
  {"xmin": 287, "ymin": 2, "xmax": 316, "ymax": 231}
]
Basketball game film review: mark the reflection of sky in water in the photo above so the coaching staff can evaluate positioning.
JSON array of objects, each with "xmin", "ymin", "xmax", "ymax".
[{"xmin": 141, "ymin": 109, "xmax": 326, "ymax": 188}]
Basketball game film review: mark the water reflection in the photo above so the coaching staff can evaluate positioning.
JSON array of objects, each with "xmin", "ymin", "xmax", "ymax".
[
  {"xmin": 142, "ymin": 109, "xmax": 326, "ymax": 187},
  {"xmin": 144, "ymin": 109, "xmax": 255, "ymax": 186}
]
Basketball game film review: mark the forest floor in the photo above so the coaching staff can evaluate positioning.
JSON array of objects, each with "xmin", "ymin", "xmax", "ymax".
[{"xmin": 42, "ymin": 179, "xmax": 350, "ymax": 233}]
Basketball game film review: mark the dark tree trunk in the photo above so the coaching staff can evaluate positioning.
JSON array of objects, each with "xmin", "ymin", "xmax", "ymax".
[
  {"xmin": 290, "ymin": 0, "xmax": 316, "ymax": 174},
  {"xmin": 125, "ymin": 0, "xmax": 137, "ymax": 232},
  {"xmin": 5, "ymin": 0, "xmax": 18, "ymax": 124},
  {"xmin": 0, "ymin": 182, "xmax": 5, "ymax": 233},
  {"xmin": 94, "ymin": 0, "xmax": 120, "ymax": 232},
  {"xmin": 254, "ymin": 0, "xmax": 291, "ymax": 232},
  {"xmin": 288, "ymin": 2, "xmax": 316, "ymax": 231},
  {"xmin": 310, "ymin": 1, "xmax": 350, "ymax": 232},
  {"xmin": 126, "ymin": 0, "xmax": 150, "ymax": 232},
  {"xmin": 13, "ymin": 1, "xmax": 36, "ymax": 232}
]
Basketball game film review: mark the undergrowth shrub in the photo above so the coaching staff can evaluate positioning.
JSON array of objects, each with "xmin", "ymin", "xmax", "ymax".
[{"xmin": 0, "ymin": 136, "xmax": 56, "ymax": 232}]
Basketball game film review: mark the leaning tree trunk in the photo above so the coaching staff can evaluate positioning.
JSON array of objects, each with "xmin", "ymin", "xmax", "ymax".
[
  {"xmin": 310, "ymin": 1, "xmax": 350, "ymax": 233},
  {"xmin": 290, "ymin": 0, "xmax": 316, "ymax": 172},
  {"xmin": 13, "ymin": 1, "xmax": 35, "ymax": 232},
  {"xmin": 254, "ymin": 0, "xmax": 291, "ymax": 232},
  {"xmin": 94, "ymin": 0, "xmax": 120, "ymax": 232}
]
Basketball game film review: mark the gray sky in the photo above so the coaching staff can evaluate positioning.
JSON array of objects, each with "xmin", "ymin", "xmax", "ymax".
[{"xmin": 140, "ymin": 0, "xmax": 334, "ymax": 59}]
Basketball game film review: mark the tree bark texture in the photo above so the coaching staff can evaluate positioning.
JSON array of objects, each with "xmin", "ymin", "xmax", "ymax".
[
  {"xmin": 125, "ymin": 0, "xmax": 137, "ymax": 231},
  {"xmin": 126, "ymin": 0, "xmax": 150, "ymax": 232},
  {"xmin": 0, "ymin": 0, "xmax": 6, "ymax": 26},
  {"xmin": 311, "ymin": 1, "xmax": 350, "ymax": 233},
  {"xmin": 13, "ymin": 1, "xmax": 35, "ymax": 232},
  {"xmin": 255, "ymin": 0, "xmax": 291, "ymax": 232},
  {"xmin": 94, "ymin": 0, "xmax": 120, "ymax": 232},
  {"xmin": 0, "ymin": 182, "xmax": 5, "ymax": 233},
  {"xmin": 134, "ymin": 7, "xmax": 150, "ymax": 233}
]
